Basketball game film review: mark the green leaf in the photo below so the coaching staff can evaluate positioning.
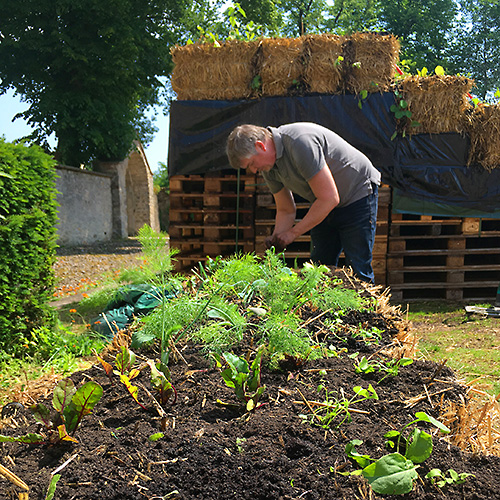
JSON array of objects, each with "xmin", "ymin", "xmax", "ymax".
[
  {"xmin": 414, "ymin": 412, "xmax": 450, "ymax": 434},
  {"xmin": 149, "ymin": 432, "xmax": 165, "ymax": 442},
  {"xmin": 52, "ymin": 379, "xmax": 76, "ymax": 413},
  {"xmin": 362, "ymin": 453, "xmax": 418, "ymax": 495},
  {"xmin": 0, "ymin": 433, "xmax": 45, "ymax": 444},
  {"xmin": 64, "ymin": 381, "xmax": 103, "ymax": 434},
  {"xmin": 435, "ymin": 65, "xmax": 445, "ymax": 76},
  {"xmin": 345, "ymin": 439, "xmax": 372, "ymax": 468},
  {"xmin": 30, "ymin": 403, "xmax": 52, "ymax": 428},
  {"xmin": 405, "ymin": 428, "xmax": 433, "ymax": 463},
  {"xmin": 45, "ymin": 474, "xmax": 61, "ymax": 500}
]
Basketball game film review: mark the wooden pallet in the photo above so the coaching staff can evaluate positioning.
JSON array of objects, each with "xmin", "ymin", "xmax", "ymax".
[{"xmin": 386, "ymin": 215, "xmax": 500, "ymax": 302}]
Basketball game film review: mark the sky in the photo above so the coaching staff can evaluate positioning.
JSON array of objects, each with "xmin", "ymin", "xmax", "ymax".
[{"xmin": 0, "ymin": 89, "xmax": 170, "ymax": 172}]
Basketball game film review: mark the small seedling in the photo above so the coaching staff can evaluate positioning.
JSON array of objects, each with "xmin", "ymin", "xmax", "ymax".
[
  {"xmin": 0, "ymin": 378, "xmax": 103, "ymax": 445},
  {"xmin": 95, "ymin": 346, "xmax": 147, "ymax": 409},
  {"xmin": 425, "ymin": 468, "xmax": 474, "ymax": 488},
  {"xmin": 354, "ymin": 355, "xmax": 413, "ymax": 382},
  {"xmin": 302, "ymin": 384, "xmax": 378, "ymax": 430},
  {"xmin": 215, "ymin": 345, "xmax": 266, "ymax": 412}
]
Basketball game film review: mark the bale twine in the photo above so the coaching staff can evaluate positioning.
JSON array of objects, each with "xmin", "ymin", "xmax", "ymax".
[
  {"xmin": 260, "ymin": 37, "xmax": 304, "ymax": 97},
  {"xmin": 171, "ymin": 40, "xmax": 259, "ymax": 101},
  {"xmin": 398, "ymin": 75, "xmax": 474, "ymax": 134},
  {"xmin": 467, "ymin": 104, "xmax": 500, "ymax": 171},
  {"xmin": 302, "ymin": 34, "xmax": 344, "ymax": 94},
  {"xmin": 344, "ymin": 32, "xmax": 400, "ymax": 94}
]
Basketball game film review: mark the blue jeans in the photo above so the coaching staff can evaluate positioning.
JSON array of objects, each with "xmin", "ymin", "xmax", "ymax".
[{"xmin": 310, "ymin": 184, "xmax": 378, "ymax": 282}]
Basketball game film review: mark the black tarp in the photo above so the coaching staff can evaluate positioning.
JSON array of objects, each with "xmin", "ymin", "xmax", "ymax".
[{"xmin": 168, "ymin": 93, "xmax": 500, "ymax": 216}]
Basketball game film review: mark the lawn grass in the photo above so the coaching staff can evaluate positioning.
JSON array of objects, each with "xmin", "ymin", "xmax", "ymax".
[{"xmin": 404, "ymin": 301, "xmax": 500, "ymax": 397}]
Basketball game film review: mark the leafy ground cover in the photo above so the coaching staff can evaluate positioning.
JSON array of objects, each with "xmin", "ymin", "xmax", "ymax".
[{"xmin": 1, "ymin": 240, "xmax": 500, "ymax": 500}]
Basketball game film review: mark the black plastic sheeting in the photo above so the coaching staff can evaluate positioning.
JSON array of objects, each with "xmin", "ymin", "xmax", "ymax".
[{"xmin": 168, "ymin": 93, "xmax": 500, "ymax": 216}]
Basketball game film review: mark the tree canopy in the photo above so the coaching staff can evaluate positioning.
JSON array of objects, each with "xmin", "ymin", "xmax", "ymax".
[{"xmin": 0, "ymin": 0, "xmax": 189, "ymax": 166}]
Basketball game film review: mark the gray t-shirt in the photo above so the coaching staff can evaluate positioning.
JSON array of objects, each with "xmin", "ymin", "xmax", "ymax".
[{"xmin": 262, "ymin": 122, "xmax": 381, "ymax": 207}]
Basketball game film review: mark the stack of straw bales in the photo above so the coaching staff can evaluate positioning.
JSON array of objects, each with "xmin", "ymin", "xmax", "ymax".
[
  {"xmin": 170, "ymin": 33, "xmax": 500, "ymax": 170},
  {"xmin": 170, "ymin": 32, "xmax": 400, "ymax": 101}
]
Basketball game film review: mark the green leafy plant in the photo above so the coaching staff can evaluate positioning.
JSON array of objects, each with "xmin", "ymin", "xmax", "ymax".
[
  {"xmin": 0, "ymin": 378, "xmax": 103, "ymax": 445},
  {"xmin": 354, "ymin": 355, "xmax": 413, "ymax": 382},
  {"xmin": 147, "ymin": 359, "xmax": 176, "ymax": 406},
  {"xmin": 390, "ymin": 89, "xmax": 420, "ymax": 140},
  {"xmin": 344, "ymin": 412, "xmax": 450, "ymax": 495},
  {"xmin": 215, "ymin": 345, "xmax": 266, "ymax": 411},
  {"xmin": 96, "ymin": 346, "xmax": 148, "ymax": 410},
  {"xmin": 425, "ymin": 468, "xmax": 474, "ymax": 488},
  {"xmin": 303, "ymin": 384, "xmax": 378, "ymax": 430}
]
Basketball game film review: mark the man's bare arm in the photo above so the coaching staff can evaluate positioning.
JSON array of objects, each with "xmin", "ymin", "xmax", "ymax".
[{"xmin": 271, "ymin": 166, "xmax": 339, "ymax": 249}]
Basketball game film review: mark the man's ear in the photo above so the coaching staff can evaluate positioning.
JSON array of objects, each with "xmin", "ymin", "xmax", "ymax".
[{"xmin": 255, "ymin": 140, "xmax": 266, "ymax": 152}]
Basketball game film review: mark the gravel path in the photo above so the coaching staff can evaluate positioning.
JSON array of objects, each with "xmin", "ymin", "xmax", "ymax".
[{"xmin": 53, "ymin": 238, "xmax": 144, "ymax": 299}]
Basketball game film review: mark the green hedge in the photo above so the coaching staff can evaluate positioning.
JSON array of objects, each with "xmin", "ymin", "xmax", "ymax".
[{"xmin": 0, "ymin": 139, "xmax": 58, "ymax": 353}]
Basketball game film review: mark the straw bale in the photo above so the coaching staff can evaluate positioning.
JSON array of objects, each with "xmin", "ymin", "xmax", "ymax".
[
  {"xmin": 260, "ymin": 37, "xmax": 305, "ymax": 97},
  {"xmin": 398, "ymin": 75, "xmax": 474, "ymax": 134},
  {"xmin": 344, "ymin": 32, "xmax": 400, "ymax": 94},
  {"xmin": 171, "ymin": 40, "xmax": 259, "ymax": 101},
  {"xmin": 467, "ymin": 104, "xmax": 500, "ymax": 171},
  {"xmin": 302, "ymin": 34, "xmax": 344, "ymax": 94}
]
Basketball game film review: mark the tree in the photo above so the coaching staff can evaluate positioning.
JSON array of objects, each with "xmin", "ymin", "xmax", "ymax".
[
  {"xmin": 323, "ymin": 0, "xmax": 381, "ymax": 34},
  {"xmin": 379, "ymin": 0, "xmax": 456, "ymax": 71},
  {"xmin": 0, "ymin": 0, "xmax": 189, "ymax": 166},
  {"xmin": 448, "ymin": 0, "xmax": 500, "ymax": 99}
]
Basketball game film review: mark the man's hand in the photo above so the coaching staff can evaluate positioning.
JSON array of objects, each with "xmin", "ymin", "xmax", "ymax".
[{"xmin": 264, "ymin": 231, "xmax": 295, "ymax": 252}]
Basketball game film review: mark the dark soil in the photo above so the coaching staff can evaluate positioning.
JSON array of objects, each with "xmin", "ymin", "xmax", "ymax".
[{"xmin": 2, "ymin": 268, "xmax": 500, "ymax": 499}]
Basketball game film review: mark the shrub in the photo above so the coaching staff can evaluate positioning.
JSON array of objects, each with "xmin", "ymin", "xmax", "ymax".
[{"xmin": 0, "ymin": 139, "xmax": 58, "ymax": 352}]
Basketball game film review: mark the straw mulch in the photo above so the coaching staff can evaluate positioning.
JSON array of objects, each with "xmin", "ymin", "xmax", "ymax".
[
  {"xmin": 397, "ymin": 75, "xmax": 474, "ymax": 135},
  {"xmin": 344, "ymin": 32, "xmax": 400, "ymax": 94},
  {"xmin": 467, "ymin": 104, "xmax": 500, "ymax": 171},
  {"xmin": 440, "ymin": 387, "xmax": 500, "ymax": 456},
  {"xmin": 171, "ymin": 40, "xmax": 261, "ymax": 101}
]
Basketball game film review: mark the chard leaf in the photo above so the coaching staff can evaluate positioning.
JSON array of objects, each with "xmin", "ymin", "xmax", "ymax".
[
  {"xmin": 30, "ymin": 403, "xmax": 52, "ymax": 428},
  {"xmin": 95, "ymin": 352, "xmax": 114, "ymax": 381},
  {"xmin": 119, "ymin": 374, "xmax": 148, "ymax": 410},
  {"xmin": 116, "ymin": 346, "xmax": 136, "ymax": 375},
  {"xmin": 57, "ymin": 424, "xmax": 78, "ymax": 443},
  {"xmin": 52, "ymin": 379, "xmax": 76, "ymax": 413},
  {"xmin": 0, "ymin": 433, "xmax": 45, "ymax": 444},
  {"xmin": 362, "ymin": 453, "xmax": 418, "ymax": 495},
  {"xmin": 64, "ymin": 381, "xmax": 103, "ymax": 434}
]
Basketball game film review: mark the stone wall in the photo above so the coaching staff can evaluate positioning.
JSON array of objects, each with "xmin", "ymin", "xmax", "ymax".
[
  {"xmin": 56, "ymin": 142, "xmax": 160, "ymax": 246},
  {"xmin": 55, "ymin": 165, "xmax": 113, "ymax": 245}
]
